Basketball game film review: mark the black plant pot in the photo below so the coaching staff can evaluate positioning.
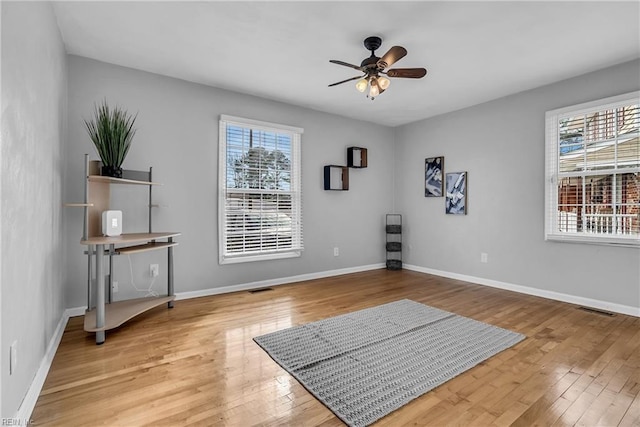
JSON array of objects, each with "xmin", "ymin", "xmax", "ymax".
[{"xmin": 101, "ymin": 165, "xmax": 123, "ymax": 178}]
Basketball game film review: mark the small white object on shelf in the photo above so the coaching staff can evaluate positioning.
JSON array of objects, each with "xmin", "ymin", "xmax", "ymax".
[{"xmin": 102, "ymin": 210, "xmax": 122, "ymax": 236}]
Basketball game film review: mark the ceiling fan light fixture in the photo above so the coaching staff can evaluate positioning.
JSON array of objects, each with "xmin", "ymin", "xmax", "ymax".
[
  {"xmin": 355, "ymin": 78, "xmax": 368, "ymax": 93},
  {"xmin": 329, "ymin": 36, "xmax": 427, "ymax": 100},
  {"xmin": 378, "ymin": 76, "xmax": 391, "ymax": 90},
  {"xmin": 369, "ymin": 78, "xmax": 380, "ymax": 97}
]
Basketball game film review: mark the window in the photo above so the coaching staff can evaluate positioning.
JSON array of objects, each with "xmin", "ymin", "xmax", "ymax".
[
  {"xmin": 218, "ymin": 115, "xmax": 303, "ymax": 263},
  {"xmin": 545, "ymin": 92, "xmax": 640, "ymax": 247}
]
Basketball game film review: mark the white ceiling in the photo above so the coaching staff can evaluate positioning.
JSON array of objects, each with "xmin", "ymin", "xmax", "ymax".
[{"xmin": 52, "ymin": 1, "xmax": 640, "ymax": 127}]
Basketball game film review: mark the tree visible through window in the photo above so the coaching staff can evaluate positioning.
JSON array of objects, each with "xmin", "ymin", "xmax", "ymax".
[
  {"xmin": 545, "ymin": 92, "xmax": 640, "ymax": 246},
  {"xmin": 219, "ymin": 116, "xmax": 303, "ymax": 263}
]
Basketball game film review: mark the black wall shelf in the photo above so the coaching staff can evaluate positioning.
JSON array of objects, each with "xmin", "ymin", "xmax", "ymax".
[
  {"xmin": 323, "ymin": 146, "xmax": 367, "ymax": 191},
  {"xmin": 347, "ymin": 147, "xmax": 368, "ymax": 168},
  {"xmin": 323, "ymin": 165, "xmax": 349, "ymax": 191}
]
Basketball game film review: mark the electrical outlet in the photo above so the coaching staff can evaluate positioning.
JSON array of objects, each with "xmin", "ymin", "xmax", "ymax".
[
  {"xmin": 112, "ymin": 281, "xmax": 119, "ymax": 292},
  {"xmin": 333, "ymin": 247, "xmax": 339, "ymax": 257},
  {"xmin": 481, "ymin": 253, "xmax": 488, "ymax": 263},
  {"xmin": 10, "ymin": 341, "xmax": 17, "ymax": 375},
  {"xmin": 150, "ymin": 264, "xmax": 159, "ymax": 277}
]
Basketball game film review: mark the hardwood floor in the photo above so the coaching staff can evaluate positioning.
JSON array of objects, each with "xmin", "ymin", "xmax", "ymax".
[{"xmin": 32, "ymin": 269, "xmax": 640, "ymax": 426}]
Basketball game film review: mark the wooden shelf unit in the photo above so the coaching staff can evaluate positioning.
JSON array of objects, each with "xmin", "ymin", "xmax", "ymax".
[
  {"xmin": 81, "ymin": 232, "xmax": 181, "ymax": 246},
  {"xmin": 77, "ymin": 155, "xmax": 180, "ymax": 344},
  {"xmin": 115, "ymin": 241, "xmax": 179, "ymax": 255},
  {"xmin": 83, "ymin": 296, "xmax": 175, "ymax": 332},
  {"xmin": 88, "ymin": 175, "xmax": 161, "ymax": 185}
]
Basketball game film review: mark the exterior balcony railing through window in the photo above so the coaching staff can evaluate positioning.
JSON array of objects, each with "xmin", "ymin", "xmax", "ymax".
[{"xmin": 558, "ymin": 210, "xmax": 638, "ymax": 235}]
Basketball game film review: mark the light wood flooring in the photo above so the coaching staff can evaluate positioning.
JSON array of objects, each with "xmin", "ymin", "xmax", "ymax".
[{"xmin": 32, "ymin": 269, "xmax": 640, "ymax": 426}]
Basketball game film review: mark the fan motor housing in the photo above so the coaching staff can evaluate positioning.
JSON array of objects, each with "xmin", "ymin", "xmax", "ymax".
[
  {"xmin": 362, "ymin": 36, "xmax": 383, "ymax": 69},
  {"xmin": 361, "ymin": 56, "xmax": 380, "ymax": 68}
]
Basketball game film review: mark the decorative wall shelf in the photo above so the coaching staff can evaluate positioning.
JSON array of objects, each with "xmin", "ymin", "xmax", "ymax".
[
  {"xmin": 347, "ymin": 147, "xmax": 368, "ymax": 168},
  {"xmin": 324, "ymin": 165, "xmax": 349, "ymax": 191},
  {"xmin": 323, "ymin": 146, "xmax": 367, "ymax": 191}
]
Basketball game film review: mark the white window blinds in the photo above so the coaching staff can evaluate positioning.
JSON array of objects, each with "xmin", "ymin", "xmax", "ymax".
[
  {"xmin": 218, "ymin": 115, "xmax": 303, "ymax": 263},
  {"xmin": 545, "ymin": 91, "xmax": 640, "ymax": 247}
]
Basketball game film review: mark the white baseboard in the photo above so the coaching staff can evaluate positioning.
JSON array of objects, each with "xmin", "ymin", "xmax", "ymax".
[
  {"xmin": 66, "ymin": 306, "xmax": 87, "ymax": 318},
  {"xmin": 27, "ymin": 261, "xmax": 633, "ymax": 421},
  {"xmin": 175, "ymin": 263, "xmax": 386, "ymax": 300},
  {"xmin": 18, "ymin": 263, "xmax": 384, "ymax": 420},
  {"xmin": 15, "ymin": 307, "xmax": 76, "ymax": 421},
  {"xmin": 404, "ymin": 264, "xmax": 640, "ymax": 317},
  {"xmin": 65, "ymin": 263, "xmax": 386, "ymax": 313}
]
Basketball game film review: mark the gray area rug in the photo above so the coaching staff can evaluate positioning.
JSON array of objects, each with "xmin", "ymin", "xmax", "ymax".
[{"xmin": 254, "ymin": 299, "xmax": 525, "ymax": 427}]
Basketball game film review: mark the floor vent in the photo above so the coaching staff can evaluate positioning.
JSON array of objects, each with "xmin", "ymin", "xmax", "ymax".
[
  {"xmin": 249, "ymin": 287, "xmax": 274, "ymax": 294},
  {"xmin": 578, "ymin": 306, "xmax": 615, "ymax": 316}
]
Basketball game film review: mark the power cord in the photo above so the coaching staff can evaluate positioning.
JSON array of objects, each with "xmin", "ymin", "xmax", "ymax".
[{"xmin": 126, "ymin": 255, "xmax": 158, "ymax": 297}]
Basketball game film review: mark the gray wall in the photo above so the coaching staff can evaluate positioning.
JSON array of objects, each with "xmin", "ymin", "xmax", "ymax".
[
  {"xmin": 64, "ymin": 55, "xmax": 395, "ymax": 307},
  {"xmin": 394, "ymin": 59, "xmax": 640, "ymax": 309},
  {"xmin": 3, "ymin": 8, "xmax": 638, "ymax": 417},
  {"xmin": 1, "ymin": 2, "xmax": 67, "ymax": 417}
]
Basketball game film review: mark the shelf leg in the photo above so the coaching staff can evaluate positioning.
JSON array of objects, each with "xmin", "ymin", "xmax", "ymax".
[
  {"xmin": 87, "ymin": 245, "xmax": 93, "ymax": 310},
  {"xmin": 148, "ymin": 166, "xmax": 153, "ymax": 234},
  {"xmin": 95, "ymin": 243, "xmax": 106, "ymax": 345},
  {"xmin": 107, "ymin": 244, "xmax": 114, "ymax": 304},
  {"xmin": 167, "ymin": 237, "xmax": 174, "ymax": 308}
]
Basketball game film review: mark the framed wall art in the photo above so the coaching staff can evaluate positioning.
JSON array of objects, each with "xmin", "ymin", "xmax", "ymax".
[
  {"xmin": 445, "ymin": 171, "xmax": 467, "ymax": 214},
  {"xmin": 425, "ymin": 156, "xmax": 444, "ymax": 197}
]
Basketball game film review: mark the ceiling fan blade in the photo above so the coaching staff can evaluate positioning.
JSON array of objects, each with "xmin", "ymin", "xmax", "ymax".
[
  {"xmin": 328, "ymin": 75, "xmax": 364, "ymax": 87},
  {"xmin": 387, "ymin": 68, "xmax": 427, "ymax": 79},
  {"xmin": 329, "ymin": 60, "xmax": 364, "ymax": 71},
  {"xmin": 377, "ymin": 46, "xmax": 407, "ymax": 69}
]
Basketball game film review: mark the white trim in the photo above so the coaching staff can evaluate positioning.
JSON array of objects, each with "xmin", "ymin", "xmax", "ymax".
[
  {"xmin": 175, "ymin": 263, "xmax": 385, "ymax": 300},
  {"xmin": 63, "ymin": 265, "xmax": 385, "ymax": 309},
  {"xmin": 546, "ymin": 91, "xmax": 640, "ymax": 117},
  {"xmin": 221, "ymin": 250, "xmax": 301, "ymax": 264},
  {"xmin": 546, "ymin": 234, "xmax": 639, "ymax": 248},
  {"xmin": 21, "ymin": 264, "xmax": 382, "ymax": 419},
  {"xmin": 220, "ymin": 114, "xmax": 304, "ymax": 135},
  {"xmin": 17, "ymin": 261, "xmax": 638, "ymax": 421},
  {"xmin": 404, "ymin": 264, "xmax": 640, "ymax": 317},
  {"xmin": 14, "ymin": 308, "xmax": 76, "ymax": 420},
  {"xmin": 66, "ymin": 306, "xmax": 88, "ymax": 318},
  {"xmin": 544, "ymin": 91, "xmax": 640, "ymax": 246},
  {"xmin": 218, "ymin": 116, "xmax": 304, "ymax": 264},
  {"xmin": 20, "ymin": 261, "xmax": 639, "ymax": 424}
]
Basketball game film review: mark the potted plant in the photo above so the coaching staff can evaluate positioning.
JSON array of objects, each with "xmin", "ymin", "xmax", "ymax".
[{"xmin": 84, "ymin": 100, "xmax": 137, "ymax": 178}]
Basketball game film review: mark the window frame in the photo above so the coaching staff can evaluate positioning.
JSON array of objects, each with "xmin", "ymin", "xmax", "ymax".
[
  {"xmin": 544, "ymin": 91, "xmax": 640, "ymax": 248},
  {"xmin": 218, "ymin": 115, "xmax": 304, "ymax": 264}
]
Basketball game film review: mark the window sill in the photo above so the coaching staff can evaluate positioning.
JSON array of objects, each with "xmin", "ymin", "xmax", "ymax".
[
  {"xmin": 220, "ymin": 250, "xmax": 302, "ymax": 264},
  {"xmin": 546, "ymin": 233, "xmax": 640, "ymax": 248}
]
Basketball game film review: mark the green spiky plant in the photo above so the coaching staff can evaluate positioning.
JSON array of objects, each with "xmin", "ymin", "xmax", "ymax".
[{"xmin": 84, "ymin": 100, "xmax": 137, "ymax": 178}]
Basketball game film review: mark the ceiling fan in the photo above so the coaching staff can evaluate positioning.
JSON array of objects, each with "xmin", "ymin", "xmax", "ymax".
[{"xmin": 329, "ymin": 36, "xmax": 427, "ymax": 100}]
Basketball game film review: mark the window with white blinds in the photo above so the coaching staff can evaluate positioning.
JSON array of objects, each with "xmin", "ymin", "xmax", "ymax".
[
  {"xmin": 545, "ymin": 91, "xmax": 640, "ymax": 247},
  {"xmin": 218, "ymin": 115, "xmax": 303, "ymax": 264}
]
